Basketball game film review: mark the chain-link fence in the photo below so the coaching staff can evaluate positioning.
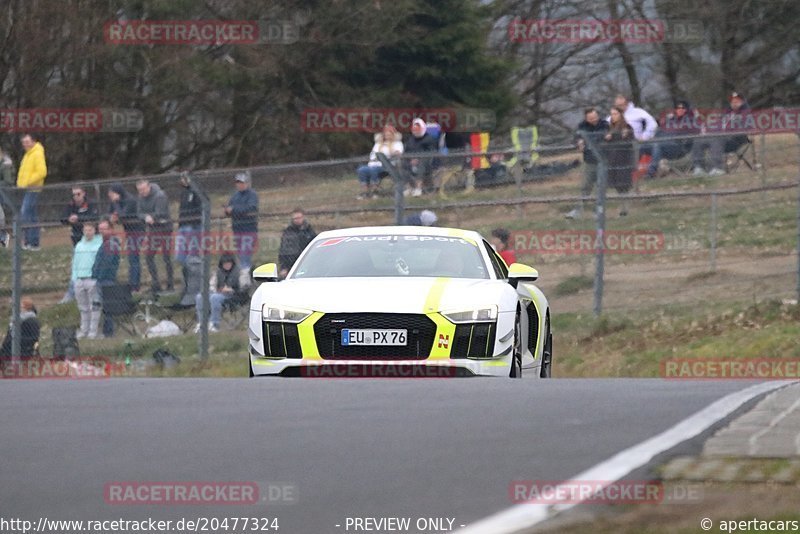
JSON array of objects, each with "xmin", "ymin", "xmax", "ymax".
[{"xmin": 0, "ymin": 130, "xmax": 797, "ymax": 369}]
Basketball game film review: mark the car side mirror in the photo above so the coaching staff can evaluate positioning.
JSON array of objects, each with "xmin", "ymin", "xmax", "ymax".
[
  {"xmin": 507, "ymin": 263, "xmax": 539, "ymax": 288},
  {"xmin": 253, "ymin": 263, "xmax": 279, "ymax": 283}
]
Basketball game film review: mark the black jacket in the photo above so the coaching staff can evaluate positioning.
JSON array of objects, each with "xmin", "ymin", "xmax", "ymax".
[
  {"xmin": 92, "ymin": 236, "xmax": 121, "ymax": 283},
  {"xmin": 278, "ymin": 222, "xmax": 317, "ymax": 271},
  {"xmin": 575, "ymin": 119, "xmax": 609, "ymax": 164},
  {"xmin": 61, "ymin": 200, "xmax": 99, "ymax": 246},
  {"xmin": 404, "ymin": 133, "xmax": 438, "ymax": 155},
  {"xmin": 213, "ymin": 255, "xmax": 242, "ymax": 292},
  {"xmin": 108, "ymin": 188, "xmax": 144, "ymax": 233},
  {"xmin": 0, "ymin": 311, "xmax": 39, "ymax": 359},
  {"xmin": 178, "ymin": 186, "xmax": 203, "ymax": 227}
]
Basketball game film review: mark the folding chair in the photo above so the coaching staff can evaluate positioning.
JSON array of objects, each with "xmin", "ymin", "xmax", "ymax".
[
  {"xmin": 99, "ymin": 283, "xmax": 141, "ymax": 337},
  {"xmin": 221, "ymin": 287, "xmax": 253, "ymax": 330},
  {"xmin": 726, "ymin": 136, "xmax": 756, "ymax": 172}
]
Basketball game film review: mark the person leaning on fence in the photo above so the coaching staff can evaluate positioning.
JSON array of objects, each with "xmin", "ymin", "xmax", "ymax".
[
  {"xmin": 566, "ymin": 107, "xmax": 609, "ymax": 219},
  {"xmin": 136, "ymin": 179, "xmax": 174, "ymax": 294},
  {"xmin": 602, "ymin": 106, "xmax": 636, "ymax": 217},
  {"xmin": 224, "ymin": 171, "xmax": 259, "ymax": 278},
  {"xmin": 71, "ymin": 222, "xmax": 103, "ymax": 339},
  {"xmin": 17, "ymin": 133, "xmax": 47, "ymax": 251},
  {"xmin": 0, "ymin": 296, "xmax": 40, "ymax": 360},
  {"xmin": 491, "ymin": 228, "xmax": 517, "ymax": 266},
  {"xmin": 0, "ymin": 147, "xmax": 14, "ymax": 248},
  {"xmin": 194, "ymin": 252, "xmax": 241, "ymax": 334},
  {"xmin": 278, "ymin": 207, "xmax": 317, "ymax": 279},
  {"xmin": 356, "ymin": 124, "xmax": 404, "ymax": 200},
  {"xmin": 92, "ymin": 218, "xmax": 121, "ymax": 338},
  {"xmin": 108, "ymin": 183, "xmax": 143, "ymax": 292},
  {"xmin": 403, "ymin": 118, "xmax": 438, "ymax": 197}
]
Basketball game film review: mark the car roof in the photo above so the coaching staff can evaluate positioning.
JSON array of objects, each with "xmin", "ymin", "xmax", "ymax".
[{"xmin": 314, "ymin": 226, "xmax": 484, "ymax": 243}]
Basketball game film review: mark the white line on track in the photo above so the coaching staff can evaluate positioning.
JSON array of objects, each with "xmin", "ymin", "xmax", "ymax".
[{"xmin": 457, "ymin": 380, "xmax": 796, "ymax": 534}]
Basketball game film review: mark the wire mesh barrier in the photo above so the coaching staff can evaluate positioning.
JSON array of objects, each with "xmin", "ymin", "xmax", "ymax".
[{"xmin": 0, "ymin": 131, "xmax": 797, "ymax": 368}]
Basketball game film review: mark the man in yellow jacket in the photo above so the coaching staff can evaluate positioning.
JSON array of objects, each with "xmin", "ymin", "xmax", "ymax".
[{"xmin": 17, "ymin": 134, "xmax": 47, "ymax": 250}]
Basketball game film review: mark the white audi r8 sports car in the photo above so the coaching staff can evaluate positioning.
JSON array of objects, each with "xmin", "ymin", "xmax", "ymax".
[{"xmin": 247, "ymin": 226, "xmax": 552, "ymax": 378}]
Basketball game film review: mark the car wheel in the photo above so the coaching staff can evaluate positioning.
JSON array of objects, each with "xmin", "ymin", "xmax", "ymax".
[
  {"xmin": 509, "ymin": 310, "xmax": 522, "ymax": 378},
  {"xmin": 540, "ymin": 315, "xmax": 552, "ymax": 378}
]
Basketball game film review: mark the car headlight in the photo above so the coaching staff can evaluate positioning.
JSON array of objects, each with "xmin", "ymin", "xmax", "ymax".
[
  {"xmin": 261, "ymin": 304, "xmax": 312, "ymax": 323},
  {"xmin": 441, "ymin": 305, "xmax": 498, "ymax": 324}
]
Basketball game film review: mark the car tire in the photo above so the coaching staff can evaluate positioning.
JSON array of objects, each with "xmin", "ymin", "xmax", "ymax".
[
  {"xmin": 510, "ymin": 310, "xmax": 522, "ymax": 378},
  {"xmin": 540, "ymin": 315, "xmax": 552, "ymax": 378},
  {"xmin": 248, "ymin": 357, "xmax": 255, "ymax": 378}
]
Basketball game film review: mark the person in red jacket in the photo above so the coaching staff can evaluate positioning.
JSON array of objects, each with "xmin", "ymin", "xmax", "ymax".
[{"xmin": 491, "ymin": 228, "xmax": 517, "ymax": 266}]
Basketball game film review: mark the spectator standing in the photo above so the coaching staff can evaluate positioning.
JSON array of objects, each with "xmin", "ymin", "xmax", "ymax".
[
  {"xmin": 566, "ymin": 107, "xmax": 609, "ymax": 219},
  {"xmin": 602, "ymin": 106, "xmax": 636, "ymax": 217},
  {"xmin": 278, "ymin": 208, "xmax": 317, "ymax": 278},
  {"xmin": 613, "ymin": 94, "xmax": 658, "ymax": 182},
  {"xmin": 61, "ymin": 187, "xmax": 99, "ymax": 246},
  {"xmin": 136, "ymin": 179, "xmax": 174, "ymax": 294},
  {"xmin": 175, "ymin": 171, "xmax": 203, "ymax": 266},
  {"xmin": 403, "ymin": 118, "xmax": 438, "ymax": 197},
  {"xmin": 0, "ymin": 148, "xmax": 14, "ymax": 247},
  {"xmin": 0, "ymin": 297, "xmax": 40, "ymax": 359},
  {"xmin": 356, "ymin": 125, "xmax": 404, "ymax": 199},
  {"xmin": 194, "ymin": 253, "xmax": 241, "ymax": 333},
  {"xmin": 17, "ymin": 134, "xmax": 47, "ymax": 250},
  {"xmin": 92, "ymin": 219, "xmax": 121, "ymax": 338},
  {"xmin": 108, "ymin": 183, "xmax": 143, "ymax": 291},
  {"xmin": 71, "ymin": 222, "xmax": 103, "ymax": 339},
  {"xmin": 224, "ymin": 172, "xmax": 259, "ymax": 274},
  {"xmin": 491, "ymin": 228, "xmax": 517, "ymax": 266}
]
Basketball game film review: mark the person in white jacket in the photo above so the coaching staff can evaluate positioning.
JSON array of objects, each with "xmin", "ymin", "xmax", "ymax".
[
  {"xmin": 356, "ymin": 124, "xmax": 404, "ymax": 199},
  {"xmin": 613, "ymin": 94, "xmax": 658, "ymax": 142}
]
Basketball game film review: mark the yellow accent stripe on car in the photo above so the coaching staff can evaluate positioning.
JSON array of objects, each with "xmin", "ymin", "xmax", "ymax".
[
  {"xmin": 446, "ymin": 228, "xmax": 477, "ymax": 245},
  {"xmin": 296, "ymin": 311, "xmax": 324, "ymax": 360},
  {"xmin": 423, "ymin": 277, "xmax": 449, "ymax": 313},
  {"xmin": 427, "ymin": 312, "xmax": 457, "ymax": 360}
]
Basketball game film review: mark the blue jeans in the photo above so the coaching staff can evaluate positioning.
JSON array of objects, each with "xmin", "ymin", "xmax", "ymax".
[
  {"xmin": 195, "ymin": 292, "xmax": 230, "ymax": 327},
  {"xmin": 20, "ymin": 191, "xmax": 39, "ymax": 247},
  {"xmin": 175, "ymin": 224, "xmax": 201, "ymax": 266},
  {"xmin": 357, "ymin": 165, "xmax": 385, "ymax": 185},
  {"xmin": 234, "ymin": 231, "xmax": 255, "ymax": 271}
]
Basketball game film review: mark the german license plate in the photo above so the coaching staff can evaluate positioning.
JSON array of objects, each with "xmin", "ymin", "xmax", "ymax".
[{"xmin": 341, "ymin": 329, "xmax": 407, "ymax": 346}]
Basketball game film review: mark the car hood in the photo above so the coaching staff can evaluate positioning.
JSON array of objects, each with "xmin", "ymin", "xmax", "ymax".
[{"xmin": 252, "ymin": 277, "xmax": 512, "ymax": 314}]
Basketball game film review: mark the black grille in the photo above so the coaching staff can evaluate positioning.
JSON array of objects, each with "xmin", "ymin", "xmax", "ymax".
[
  {"xmin": 527, "ymin": 303, "xmax": 539, "ymax": 354},
  {"xmin": 450, "ymin": 323, "xmax": 497, "ymax": 359},
  {"xmin": 313, "ymin": 313, "xmax": 436, "ymax": 359},
  {"xmin": 262, "ymin": 322, "xmax": 302, "ymax": 358}
]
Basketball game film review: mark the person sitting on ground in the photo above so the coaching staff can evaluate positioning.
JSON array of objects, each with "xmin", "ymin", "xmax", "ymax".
[
  {"xmin": 403, "ymin": 118, "xmax": 438, "ymax": 197},
  {"xmin": 404, "ymin": 209, "xmax": 437, "ymax": 227},
  {"xmin": 195, "ymin": 253, "xmax": 242, "ymax": 333},
  {"xmin": 491, "ymin": 228, "xmax": 517, "ymax": 266},
  {"xmin": 356, "ymin": 125, "xmax": 404, "ymax": 200},
  {"xmin": 566, "ymin": 107, "xmax": 609, "ymax": 219},
  {"xmin": 0, "ymin": 297, "xmax": 40, "ymax": 360},
  {"xmin": 602, "ymin": 106, "xmax": 635, "ymax": 217}
]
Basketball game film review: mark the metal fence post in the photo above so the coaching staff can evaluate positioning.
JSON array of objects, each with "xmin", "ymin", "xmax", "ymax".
[
  {"xmin": 194, "ymin": 180, "xmax": 211, "ymax": 360},
  {"xmin": 0, "ymin": 187, "xmax": 21, "ymax": 362},
  {"xmin": 796, "ymin": 133, "xmax": 800, "ymax": 302},
  {"xmin": 581, "ymin": 132, "xmax": 606, "ymax": 317},
  {"xmin": 710, "ymin": 193, "xmax": 718, "ymax": 272},
  {"xmin": 376, "ymin": 153, "xmax": 404, "ymax": 225}
]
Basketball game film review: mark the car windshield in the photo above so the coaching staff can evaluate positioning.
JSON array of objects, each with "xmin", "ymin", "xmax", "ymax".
[{"xmin": 291, "ymin": 234, "xmax": 489, "ymax": 279}]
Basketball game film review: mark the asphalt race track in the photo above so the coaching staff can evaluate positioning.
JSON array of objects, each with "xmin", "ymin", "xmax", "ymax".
[{"xmin": 0, "ymin": 378, "xmax": 769, "ymax": 533}]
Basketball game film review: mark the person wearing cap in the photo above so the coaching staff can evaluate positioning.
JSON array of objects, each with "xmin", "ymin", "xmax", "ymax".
[
  {"xmin": 136, "ymin": 178, "xmax": 174, "ymax": 294},
  {"xmin": 723, "ymin": 91, "xmax": 751, "ymax": 154},
  {"xmin": 0, "ymin": 296, "xmax": 40, "ymax": 359},
  {"xmin": 108, "ymin": 183, "xmax": 143, "ymax": 291},
  {"xmin": 404, "ymin": 209, "xmax": 437, "ymax": 226},
  {"xmin": 403, "ymin": 118, "xmax": 438, "ymax": 197},
  {"xmin": 224, "ymin": 171, "xmax": 259, "ymax": 274},
  {"xmin": 194, "ymin": 252, "xmax": 241, "ymax": 333},
  {"xmin": 278, "ymin": 207, "xmax": 317, "ymax": 279},
  {"xmin": 645, "ymin": 100, "xmax": 702, "ymax": 179}
]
